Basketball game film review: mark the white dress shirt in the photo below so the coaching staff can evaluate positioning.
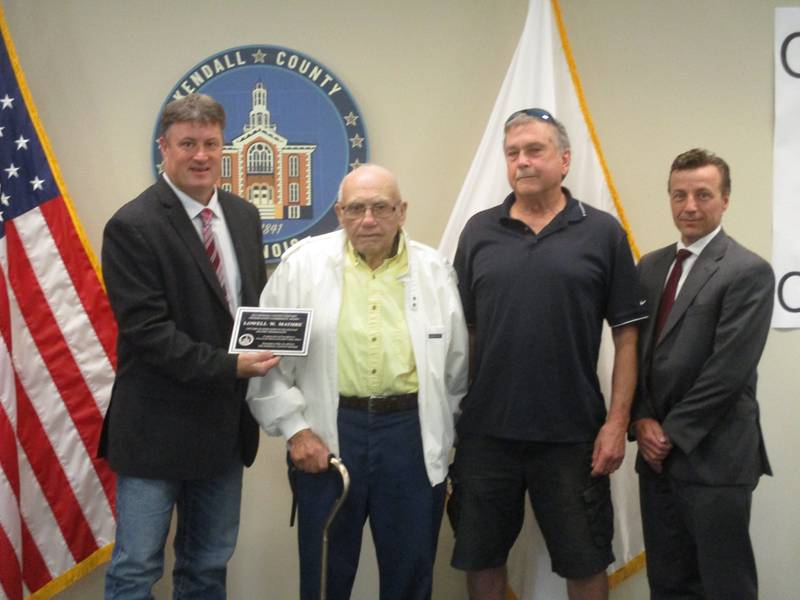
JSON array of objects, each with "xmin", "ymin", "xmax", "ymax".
[
  {"xmin": 163, "ymin": 174, "xmax": 242, "ymax": 312},
  {"xmin": 666, "ymin": 225, "xmax": 722, "ymax": 297}
]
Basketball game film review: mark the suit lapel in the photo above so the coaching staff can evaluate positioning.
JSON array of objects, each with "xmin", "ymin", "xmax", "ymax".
[
  {"xmin": 656, "ymin": 231, "xmax": 727, "ymax": 345},
  {"xmin": 157, "ymin": 178, "xmax": 231, "ymax": 312}
]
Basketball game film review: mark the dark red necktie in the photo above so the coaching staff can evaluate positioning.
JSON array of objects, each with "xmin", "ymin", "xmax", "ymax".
[
  {"xmin": 199, "ymin": 208, "xmax": 230, "ymax": 309},
  {"xmin": 654, "ymin": 249, "xmax": 692, "ymax": 339}
]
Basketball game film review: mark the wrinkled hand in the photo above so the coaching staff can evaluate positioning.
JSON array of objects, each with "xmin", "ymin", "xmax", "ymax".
[
  {"xmin": 236, "ymin": 351, "xmax": 280, "ymax": 378},
  {"xmin": 591, "ymin": 421, "xmax": 626, "ymax": 476},
  {"xmin": 634, "ymin": 418, "xmax": 672, "ymax": 474},
  {"xmin": 288, "ymin": 429, "xmax": 330, "ymax": 473}
]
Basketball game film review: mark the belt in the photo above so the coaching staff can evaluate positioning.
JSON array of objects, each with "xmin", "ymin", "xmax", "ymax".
[{"xmin": 339, "ymin": 392, "xmax": 418, "ymax": 413}]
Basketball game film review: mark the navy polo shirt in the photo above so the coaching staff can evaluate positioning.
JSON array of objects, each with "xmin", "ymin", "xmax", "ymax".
[{"xmin": 453, "ymin": 189, "xmax": 647, "ymax": 442}]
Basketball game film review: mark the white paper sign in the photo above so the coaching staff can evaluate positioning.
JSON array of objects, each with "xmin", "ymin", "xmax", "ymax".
[{"xmin": 772, "ymin": 8, "xmax": 800, "ymax": 327}]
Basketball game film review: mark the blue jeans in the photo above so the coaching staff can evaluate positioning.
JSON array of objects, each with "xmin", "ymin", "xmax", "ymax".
[
  {"xmin": 105, "ymin": 462, "xmax": 244, "ymax": 600},
  {"xmin": 296, "ymin": 407, "xmax": 445, "ymax": 600}
]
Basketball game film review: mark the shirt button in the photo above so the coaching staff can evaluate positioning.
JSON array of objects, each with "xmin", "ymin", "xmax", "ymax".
[
  {"xmin": 372, "ymin": 305, "xmax": 377, "ymax": 310},
  {"xmin": 371, "ymin": 337, "xmax": 377, "ymax": 342},
  {"xmin": 371, "ymin": 369, "xmax": 377, "ymax": 374}
]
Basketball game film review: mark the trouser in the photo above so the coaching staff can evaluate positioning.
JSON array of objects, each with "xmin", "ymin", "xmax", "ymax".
[
  {"xmin": 104, "ymin": 461, "xmax": 243, "ymax": 600},
  {"xmin": 295, "ymin": 406, "xmax": 445, "ymax": 600},
  {"xmin": 639, "ymin": 471, "xmax": 757, "ymax": 600}
]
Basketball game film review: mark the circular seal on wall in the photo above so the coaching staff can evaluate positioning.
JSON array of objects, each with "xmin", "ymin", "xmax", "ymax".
[{"xmin": 152, "ymin": 45, "xmax": 369, "ymax": 263}]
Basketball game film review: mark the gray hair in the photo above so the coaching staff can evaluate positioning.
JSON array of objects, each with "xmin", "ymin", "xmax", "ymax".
[{"xmin": 503, "ymin": 112, "xmax": 570, "ymax": 153}]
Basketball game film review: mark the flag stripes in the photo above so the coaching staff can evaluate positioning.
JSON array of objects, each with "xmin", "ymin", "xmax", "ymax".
[
  {"xmin": 0, "ymin": 513, "xmax": 21, "ymax": 600},
  {"xmin": 7, "ymin": 217, "xmax": 113, "ymax": 501},
  {"xmin": 38, "ymin": 200, "xmax": 117, "ymax": 365}
]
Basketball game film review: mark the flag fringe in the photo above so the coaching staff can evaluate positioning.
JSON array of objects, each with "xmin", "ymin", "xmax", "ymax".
[
  {"xmin": 608, "ymin": 551, "xmax": 646, "ymax": 588},
  {"xmin": 26, "ymin": 544, "xmax": 113, "ymax": 600},
  {"xmin": 0, "ymin": 5, "xmax": 107, "ymax": 287},
  {"xmin": 550, "ymin": 0, "xmax": 640, "ymax": 261}
]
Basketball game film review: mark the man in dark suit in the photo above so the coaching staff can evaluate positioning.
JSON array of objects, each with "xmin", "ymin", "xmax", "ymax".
[
  {"xmin": 100, "ymin": 93, "xmax": 279, "ymax": 599},
  {"xmin": 633, "ymin": 148, "xmax": 774, "ymax": 600}
]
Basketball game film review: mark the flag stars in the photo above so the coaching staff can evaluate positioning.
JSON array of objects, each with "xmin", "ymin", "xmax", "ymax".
[
  {"xmin": 15, "ymin": 135, "xmax": 29, "ymax": 150},
  {"xmin": 0, "ymin": 192, "xmax": 10, "ymax": 206},
  {"xmin": 349, "ymin": 133, "xmax": 364, "ymax": 149},
  {"xmin": 0, "ymin": 94, "xmax": 14, "ymax": 109},
  {"xmin": 4, "ymin": 163, "xmax": 19, "ymax": 178},
  {"xmin": 30, "ymin": 176, "xmax": 45, "ymax": 191},
  {"xmin": 0, "ymin": 126, "xmax": 5, "ymax": 138}
]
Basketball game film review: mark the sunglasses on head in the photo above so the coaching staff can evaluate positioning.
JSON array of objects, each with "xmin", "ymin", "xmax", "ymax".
[{"xmin": 504, "ymin": 108, "xmax": 555, "ymax": 125}]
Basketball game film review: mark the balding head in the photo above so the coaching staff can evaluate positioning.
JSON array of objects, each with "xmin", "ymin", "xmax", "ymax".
[
  {"xmin": 335, "ymin": 164, "xmax": 407, "ymax": 269},
  {"xmin": 337, "ymin": 164, "xmax": 401, "ymax": 205}
]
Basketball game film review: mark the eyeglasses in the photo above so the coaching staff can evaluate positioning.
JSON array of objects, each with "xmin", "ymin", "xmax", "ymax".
[
  {"xmin": 339, "ymin": 201, "xmax": 399, "ymax": 220},
  {"xmin": 505, "ymin": 108, "xmax": 555, "ymax": 125}
]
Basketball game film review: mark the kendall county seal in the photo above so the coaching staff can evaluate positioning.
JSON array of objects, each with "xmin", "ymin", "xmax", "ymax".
[{"xmin": 152, "ymin": 45, "xmax": 368, "ymax": 263}]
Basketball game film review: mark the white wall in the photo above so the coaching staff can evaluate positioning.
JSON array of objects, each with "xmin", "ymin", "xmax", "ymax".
[{"xmin": 3, "ymin": 1, "xmax": 796, "ymax": 598}]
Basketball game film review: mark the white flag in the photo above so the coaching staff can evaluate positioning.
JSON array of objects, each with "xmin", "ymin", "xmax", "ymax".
[{"xmin": 438, "ymin": 0, "xmax": 644, "ymax": 597}]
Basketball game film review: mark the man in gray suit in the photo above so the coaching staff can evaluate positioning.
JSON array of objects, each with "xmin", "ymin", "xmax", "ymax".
[{"xmin": 633, "ymin": 148, "xmax": 773, "ymax": 600}]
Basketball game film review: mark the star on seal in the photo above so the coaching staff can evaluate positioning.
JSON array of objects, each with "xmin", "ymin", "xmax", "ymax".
[{"xmin": 349, "ymin": 134, "xmax": 364, "ymax": 149}]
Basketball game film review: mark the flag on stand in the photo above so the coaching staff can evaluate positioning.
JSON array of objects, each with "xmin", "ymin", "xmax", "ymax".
[
  {"xmin": 439, "ymin": 0, "xmax": 645, "ymax": 597},
  {"xmin": 0, "ymin": 9, "xmax": 117, "ymax": 600}
]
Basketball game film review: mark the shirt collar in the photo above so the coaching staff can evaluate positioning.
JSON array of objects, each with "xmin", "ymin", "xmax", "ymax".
[
  {"xmin": 163, "ymin": 173, "xmax": 221, "ymax": 221},
  {"xmin": 676, "ymin": 224, "xmax": 722, "ymax": 257},
  {"xmin": 499, "ymin": 187, "xmax": 586, "ymax": 226}
]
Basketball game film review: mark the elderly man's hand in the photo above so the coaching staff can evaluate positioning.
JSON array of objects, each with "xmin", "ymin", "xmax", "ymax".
[
  {"xmin": 288, "ymin": 428, "xmax": 330, "ymax": 473},
  {"xmin": 236, "ymin": 351, "xmax": 280, "ymax": 378}
]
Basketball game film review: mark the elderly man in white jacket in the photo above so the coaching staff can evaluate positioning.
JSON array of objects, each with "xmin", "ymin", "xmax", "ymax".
[{"xmin": 248, "ymin": 164, "xmax": 468, "ymax": 600}]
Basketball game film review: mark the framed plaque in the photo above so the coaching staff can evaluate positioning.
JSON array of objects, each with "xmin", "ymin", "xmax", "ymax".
[{"xmin": 229, "ymin": 307, "xmax": 313, "ymax": 356}]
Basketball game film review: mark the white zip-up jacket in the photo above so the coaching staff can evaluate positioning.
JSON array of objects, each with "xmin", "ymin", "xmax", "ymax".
[{"xmin": 247, "ymin": 229, "xmax": 469, "ymax": 485}]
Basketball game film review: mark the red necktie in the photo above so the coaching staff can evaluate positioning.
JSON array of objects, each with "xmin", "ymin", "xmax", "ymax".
[
  {"xmin": 199, "ymin": 208, "xmax": 230, "ymax": 309},
  {"xmin": 654, "ymin": 249, "xmax": 692, "ymax": 339}
]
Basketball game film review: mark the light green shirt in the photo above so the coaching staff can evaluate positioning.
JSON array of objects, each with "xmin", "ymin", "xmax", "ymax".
[{"xmin": 337, "ymin": 234, "xmax": 419, "ymax": 396}]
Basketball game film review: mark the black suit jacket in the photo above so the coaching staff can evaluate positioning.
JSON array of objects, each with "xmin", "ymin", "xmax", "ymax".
[
  {"xmin": 633, "ymin": 230, "xmax": 773, "ymax": 486},
  {"xmin": 99, "ymin": 177, "xmax": 266, "ymax": 479}
]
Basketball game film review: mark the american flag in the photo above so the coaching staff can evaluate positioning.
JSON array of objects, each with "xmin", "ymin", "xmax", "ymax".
[{"xmin": 0, "ymin": 12, "xmax": 117, "ymax": 600}]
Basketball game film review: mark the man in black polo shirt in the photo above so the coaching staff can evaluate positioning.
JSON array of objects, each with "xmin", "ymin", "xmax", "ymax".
[{"xmin": 450, "ymin": 109, "xmax": 646, "ymax": 600}]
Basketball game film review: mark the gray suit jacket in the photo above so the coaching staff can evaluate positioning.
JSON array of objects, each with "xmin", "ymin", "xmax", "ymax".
[
  {"xmin": 633, "ymin": 230, "xmax": 773, "ymax": 485},
  {"xmin": 99, "ymin": 177, "xmax": 266, "ymax": 479}
]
